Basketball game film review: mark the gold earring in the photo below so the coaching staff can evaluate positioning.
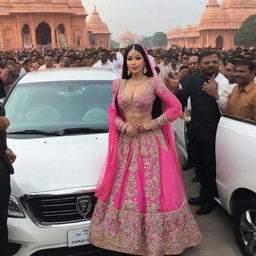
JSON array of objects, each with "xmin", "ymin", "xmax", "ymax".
[
  {"xmin": 128, "ymin": 70, "xmax": 131, "ymax": 76},
  {"xmin": 143, "ymin": 66, "xmax": 147, "ymax": 74}
]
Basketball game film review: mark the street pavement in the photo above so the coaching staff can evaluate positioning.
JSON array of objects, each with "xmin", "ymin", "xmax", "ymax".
[{"xmin": 100, "ymin": 150, "xmax": 243, "ymax": 256}]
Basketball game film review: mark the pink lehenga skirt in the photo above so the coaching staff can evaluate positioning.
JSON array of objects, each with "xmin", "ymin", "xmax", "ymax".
[{"xmin": 89, "ymin": 128, "xmax": 201, "ymax": 256}]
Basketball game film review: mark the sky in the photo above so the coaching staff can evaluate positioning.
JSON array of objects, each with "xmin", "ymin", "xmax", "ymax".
[{"xmin": 81, "ymin": 0, "xmax": 220, "ymax": 40}]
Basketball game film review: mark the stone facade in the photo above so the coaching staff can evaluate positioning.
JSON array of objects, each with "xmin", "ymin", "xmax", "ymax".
[
  {"xmin": 0, "ymin": 0, "xmax": 111, "ymax": 50},
  {"xmin": 0, "ymin": 0, "xmax": 88, "ymax": 49},
  {"xmin": 87, "ymin": 7, "xmax": 111, "ymax": 49},
  {"xmin": 167, "ymin": 0, "xmax": 256, "ymax": 49}
]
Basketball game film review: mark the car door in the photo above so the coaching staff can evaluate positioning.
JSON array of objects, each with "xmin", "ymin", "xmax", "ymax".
[
  {"xmin": 216, "ymin": 114, "xmax": 256, "ymax": 256},
  {"xmin": 216, "ymin": 115, "xmax": 256, "ymax": 211},
  {"xmin": 173, "ymin": 118, "xmax": 188, "ymax": 159}
]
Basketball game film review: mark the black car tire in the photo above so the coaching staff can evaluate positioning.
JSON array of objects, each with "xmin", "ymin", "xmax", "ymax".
[{"xmin": 233, "ymin": 197, "xmax": 256, "ymax": 256}]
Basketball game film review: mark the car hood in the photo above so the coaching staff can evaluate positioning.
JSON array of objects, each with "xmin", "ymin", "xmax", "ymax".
[{"xmin": 7, "ymin": 133, "xmax": 108, "ymax": 197}]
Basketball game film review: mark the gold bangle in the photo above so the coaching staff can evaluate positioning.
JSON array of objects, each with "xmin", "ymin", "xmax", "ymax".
[
  {"xmin": 123, "ymin": 125, "xmax": 128, "ymax": 134},
  {"xmin": 122, "ymin": 123, "xmax": 129, "ymax": 133}
]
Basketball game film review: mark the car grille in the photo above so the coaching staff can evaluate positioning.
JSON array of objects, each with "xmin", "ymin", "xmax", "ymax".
[
  {"xmin": 31, "ymin": 244, "xmax": 102, "ymax": 256},
  {"xmin": 22, "ymin": 192, "xmax": 97, "ymax": 225}
]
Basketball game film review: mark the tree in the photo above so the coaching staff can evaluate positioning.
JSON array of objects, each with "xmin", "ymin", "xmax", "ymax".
[
  {"xmin": 151, "ymin": 32, "xmax": 167, "ymax": 47},
  {"xmin": 111, "ymin": 40, "xmax": 120, "ymax": 48},
  {"xmin": 235, "ymin": 14, "xmax": 256, "ymax": 47},
  {"xmin": 140, "ymin": 32, "xmax": 167, "ymax": 48},
  {"xmin": 140, "ymin": 37, "xmax": 153, "ymax": 48}
]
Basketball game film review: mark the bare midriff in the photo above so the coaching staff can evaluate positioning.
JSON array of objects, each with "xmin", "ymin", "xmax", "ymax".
[{"xmin": 124, "ymin": 112, "xmax": 153, "ymax": 126}]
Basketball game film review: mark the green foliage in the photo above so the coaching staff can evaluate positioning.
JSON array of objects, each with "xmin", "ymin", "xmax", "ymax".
[
  {"xmin": 235, "ymin": 15, "xmax": 256, "ymax": 47},
  {"xmin": 140, "ymin": 32, "xmax": 167, "ymax": 48},
  {"xmin": 151, "ymin": 32, "xmax": 167, "ymax": 47},
  {"xmin": 111, "ymin": 40, "xmax": 120, "ymax": 48},
  {"xmin": 140, "ymin": 37, "xmax": 153, "ymax": 48}
]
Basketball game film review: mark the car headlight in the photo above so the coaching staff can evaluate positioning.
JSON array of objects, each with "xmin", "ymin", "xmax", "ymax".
[{"xmin": 8, "ymin": 196, "xmax": 25, "ymax": 218}]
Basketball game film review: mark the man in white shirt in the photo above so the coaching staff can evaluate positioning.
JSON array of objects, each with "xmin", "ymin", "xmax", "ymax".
[
  {"xmin": 170, "ymin": 55, "xmax": 180, "ymax": 79},
  {"xmin": 216, "ymin": 59, "xmax": 237, "ymax": 110},
  {"xmin": 109, "ymin": 51, "xmax": 122, "ymax": 76},
  {"xmin": 116, "ymin": 49, "xmax": 124, "ymax": 76},
  {"xmin": 116, "ymin": 49, "xmax": 124, "ymax": 67},
  {"xmin": 109, "ymin": 52, "xmax": 118, "ymax": 68},
  {"xmin": 148, "ymin": 49, "xmax": 156, "ymax": 68},
  {"xmin": 159, "ymin": 56, "xmax": 172, "ymax": 81},
  {"xmin": 38, "ymin": 54, "xmax": 56, "ymax": 70},
  {"xmin": 93, "ymin": 51, "xmax": 116, "ymax": 71},
  {"xmin": 19, "ymin": 67, "xmax": 26, "ymax": 76}
]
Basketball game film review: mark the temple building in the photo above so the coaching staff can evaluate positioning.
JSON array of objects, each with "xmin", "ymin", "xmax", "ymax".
[
  {"xmin": 87, "ymin": 6, "xmax": 111, "ymax": 49},
  {"xmin": 119, "ymin": 28, "xmax": 142, "ymax": 48},
  {"xmin": 167, "ymin": 0, "xmax": 256, "ymax": 49},
  {"xmin": 0, "ymin": 0, "xmax": 111, "ymax": 50}
]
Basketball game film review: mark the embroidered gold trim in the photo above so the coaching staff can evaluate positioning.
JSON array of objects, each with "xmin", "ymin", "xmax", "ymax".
[{"xmin": 89, "ymin": 199, "xmax": 202, "ymax": 256}]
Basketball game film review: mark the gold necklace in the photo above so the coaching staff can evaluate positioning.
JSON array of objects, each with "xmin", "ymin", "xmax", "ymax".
[{"xmin": 130, "ymin": 76, "xmax": 147, "ymax": 86}]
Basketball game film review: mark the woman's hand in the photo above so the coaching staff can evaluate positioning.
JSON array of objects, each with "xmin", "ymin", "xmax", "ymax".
[
  {"xmin": 134, "ymin": 121, "xmax": 152, "ymax": 133},
  {"xmin": 125, "ymin": 124, "xmax": 137, "ymax": 136},
  {"xmin": 166, "ymin": 77, "xmax": 179, "ymax": 93}
]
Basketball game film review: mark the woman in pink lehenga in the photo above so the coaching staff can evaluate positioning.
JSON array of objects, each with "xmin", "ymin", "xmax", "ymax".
[{"xmin": 89, "ymin": 44, "xmax": 202, "ymax": 256}]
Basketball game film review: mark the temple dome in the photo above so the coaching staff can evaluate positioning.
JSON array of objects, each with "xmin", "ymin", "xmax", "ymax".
[
  {"xmin": 166, "ymin": 0, "xmax": 256, "ymax": 49},
  {"xmin": 119, "ymin": 28, "xmax": 137, "ymax": 40},
  {"xmin": 87, "ymin": 7, "xmax": 111, "ymax": 34},
  {"xmin": 199, "ymin": 0, "xmax": 229, "ymax": 30}
]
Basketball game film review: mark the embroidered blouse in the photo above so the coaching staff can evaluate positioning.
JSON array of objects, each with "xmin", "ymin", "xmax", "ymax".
[{"xmin": 113, "ymin": 77, "xmax": 182, "ymax": 131}]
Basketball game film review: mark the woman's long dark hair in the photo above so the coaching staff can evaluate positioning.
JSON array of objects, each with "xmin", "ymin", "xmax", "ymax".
[{"xmin": 122, "ymin": 44, "xmax": 154, "ymax": 79}]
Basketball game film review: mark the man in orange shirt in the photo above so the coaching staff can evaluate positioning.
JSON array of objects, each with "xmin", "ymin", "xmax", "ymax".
[{"xmin": 225, "ymin": 59, "xmax": 256, "ymax": 121}]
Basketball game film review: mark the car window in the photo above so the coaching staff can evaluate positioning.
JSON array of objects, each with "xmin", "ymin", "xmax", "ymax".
[{"xmin": 5, "ymin": 80, "xmax": 112, "ymax": 133}]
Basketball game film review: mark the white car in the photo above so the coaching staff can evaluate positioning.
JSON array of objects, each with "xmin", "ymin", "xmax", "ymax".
[
  {"xmin": 216, "ymin": 115, "xmax": 256, "ymax": 256},
  {"xmin": 4, "ymin": 68, "xmax": 119, "ymax": 256},
  {"xmin": 174, "ymin": 115, "xmax": 256, "ymax": 256}
]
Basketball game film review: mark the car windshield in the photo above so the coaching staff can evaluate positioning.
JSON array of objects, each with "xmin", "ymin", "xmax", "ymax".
[{"xmin": 5, "ymin": 80, "xmax": 112, "ymax": 134}]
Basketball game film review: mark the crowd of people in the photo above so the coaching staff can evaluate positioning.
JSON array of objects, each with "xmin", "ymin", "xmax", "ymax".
[
  {"xmin": 1, "ymin": 45, "xmax": 256, "ymax": 111},
  {"xmin": 0, "ymin": 45, "xmax": 255, "ymax": 123},
  {"xmin": 0, "ymin": 44, "xmax": 256, "ymax": 255}
]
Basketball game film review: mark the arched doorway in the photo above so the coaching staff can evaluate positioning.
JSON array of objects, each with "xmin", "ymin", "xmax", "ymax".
[
  {"xmin": 216, "ymin": 36, "xmax": 224, "ymax": 49},
  {"xmin": 22, "ymin": 24, "xmax": 31, "ymax": 48},
  {"xmin": 56, "ymin": 24, "xmax": 67, "ymax": 47},
  {"xmin": 36, "ymin": 22, "xmax": 51, "ymax": 45}
]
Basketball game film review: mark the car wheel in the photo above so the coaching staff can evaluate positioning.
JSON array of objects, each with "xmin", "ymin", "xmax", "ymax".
[{"xmin": 233, "ymin": 197, "xmax": 256, "ymax": 256}]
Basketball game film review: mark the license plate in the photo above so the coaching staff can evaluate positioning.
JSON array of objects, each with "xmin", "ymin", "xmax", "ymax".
[{"xmin": 68, "ymin": 229, "xmax": 89, "ymax": 247}]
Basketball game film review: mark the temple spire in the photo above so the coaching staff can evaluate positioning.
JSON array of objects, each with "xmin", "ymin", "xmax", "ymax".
[{"xmin": 206, "ymin": 0, "xmax": 219, "ymax": 7}]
